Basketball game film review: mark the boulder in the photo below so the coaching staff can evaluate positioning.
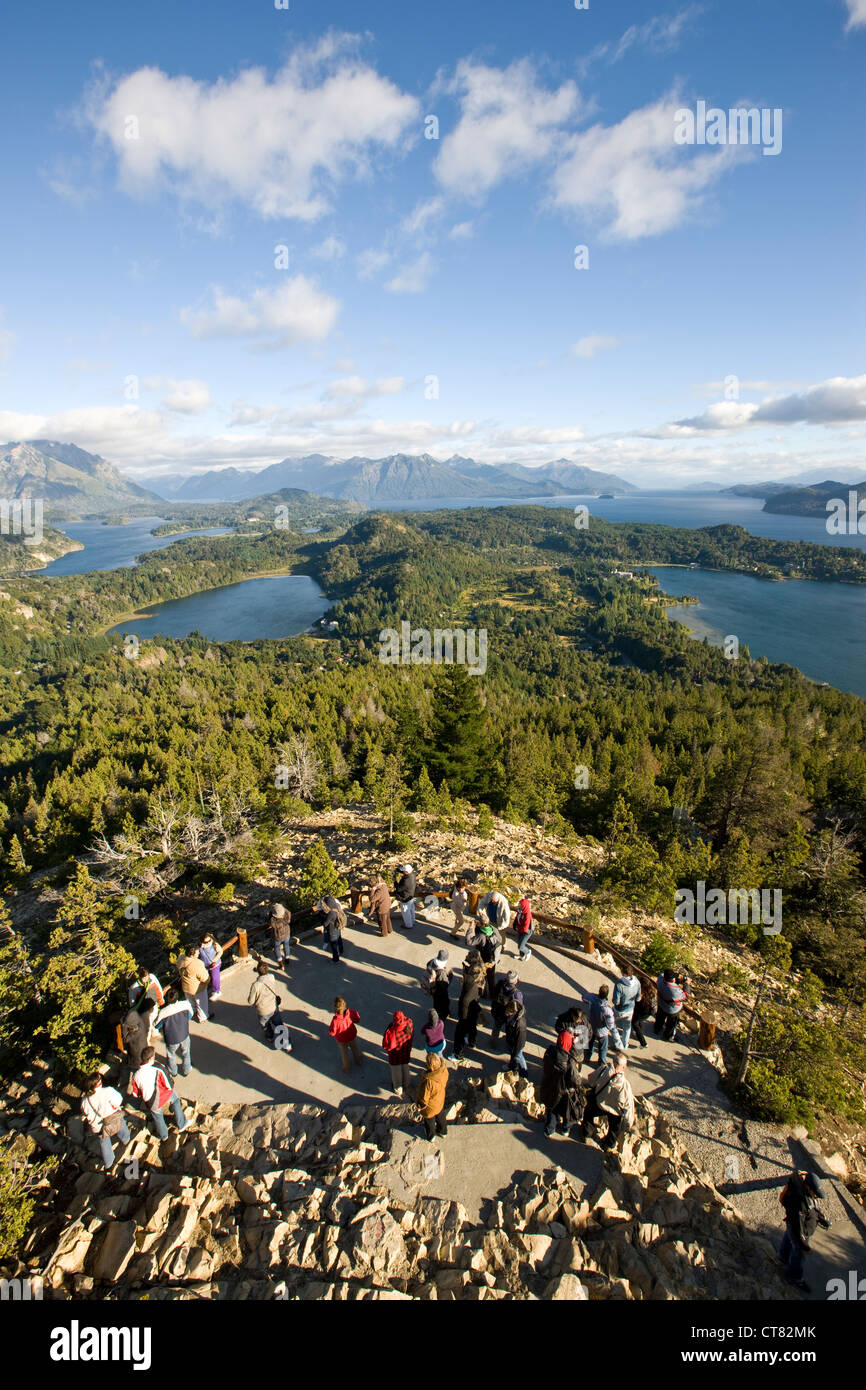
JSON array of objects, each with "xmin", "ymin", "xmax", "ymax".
[
  {"xmin": 89, "ymin": 1220, "xmax": 137, "ymax": 1282},
  {"xmin": 544, "ymin": 1273, "xmax": 589, "ymax": 1301}
]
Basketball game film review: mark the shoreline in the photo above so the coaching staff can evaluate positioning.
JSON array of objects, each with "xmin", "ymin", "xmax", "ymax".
[{"xmin": 98, "ymin": 567, "xmax": 328, "ymax": 637}]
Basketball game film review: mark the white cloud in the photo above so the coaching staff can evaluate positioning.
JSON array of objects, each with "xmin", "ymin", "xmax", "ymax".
[
  {"xmin": 550, "ymin": 94, "xmax": 746, "ymax": 241},
  {"xmin": 647, "ymin": 374, "xmax": 866, "ymax": 436},
  {"xmin": 448, "ymin": 220, "xmax": 475, "ymax": 240},
  {"xmin": 490, "ymin": 425, "xmax": 586, "ymax": 447},
  {"xmin": 843, "ymin": 0, "xmax": 866, "ymax": 29},
  {"xmin": 161, "ymin": 379, "xmax": 212, "ymax": 414},
  {"xmin": 434, "ymin": 59, "xmax": 580, "ymax": 197},
  {"xmin": 585, "ymin": 7, "xmax": 704, "ymax": 67},
  {"xmin": 385, "ymin": 252, "xmax": 434, "ymax": 294},
  {"xmin": 86, "ymin": 37, "xmax": 420, "ymax": 221},
  {"xmin": 356, "ymin": 247, "xmax": 391, "ymax": 280},
  {"xmin": 324, "ymin": 375, "xmax": 404, "ymax": 399},
  {"xmin": 401, "ymin": 196, "xmax": 445, "ymax": 236},
  {"xmin": 310, "ymin": 235, "xmax": 346, "ymax": 261},
  {"xmin": 571, "ymin": 335, "xmax": 620, "ymax": 360},
  {"xmin": 180, "ymin": 277, "xmax": 339, "ymax": 344}
]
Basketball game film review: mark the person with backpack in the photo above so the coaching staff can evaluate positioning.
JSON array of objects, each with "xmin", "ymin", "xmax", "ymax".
[
  {"xmin": 513, "ymin": 896, "xmax": 534, "ymax": 960},
  {"xmin": 316, "ymin": 895, "xmax": 347, "ymax": 963},
  {"xmin": 778, "ymin": 1169, "xmax": 831, "ymax": 1292},
  {"xmin": 421, "ymin": 1009, "xmax": 447, "ymax": 1057},
  {"xmin": 81, "ymin": 1073, "xmax": 130, "ymax": 1171},
  {"xmin": 130, "ymin": 1046, "xmax": 189, "ymax": 1140},
  {"xmin": 585, "ymin": 984, "xmax": 620, "ymax": 1067},
  {"xmin": 465, "ymin": 918, "xmax": 502, "ymax": 1000},
  {"xmin": 198, "ymin": 933, "xmax": 223, "ymax": 1000},
  {"xmin": 393, "ymin": 864, "xmax": 417, "ymax": 930},
  {"xmin": 415, "ymin": 1052, "xmax": 448, "ymax": 1141},
  {"xmin": 655, "ymin": 969, "xmax": 690, "ymax": 1042},
  {"xmin": 121, "ymin": 997, "xmax": 158, "ymax": 1077},
  {"xmin": 422, "ymin": 949, "xmax": 452, "ymax": 1020},
  {"xmin": 504, "ymin": 998, "xmax": 528, "ymax": 1077},
  {"xmin": 578, "ymin": 1051, "xmax": 635, "ymax": 1151},
  {"xmin": 175, "ymin": 946, "xmax": 211, "ymax": 1023},
  {"xmin": 269, "ymin": 903, "xmax": 293, "ymax": 969},
  {"xmin": 539, "ymin": 1028, "xmax": 584, "ymax": 1138},
  {"xmin": 630, "ymin": 981, "xmax": 653, "ymax": 1049},
  {"xmin": 490, "ymin": 970, "xmax": 524, "ymax": 1046},
  {"xmin": 382, "ymin": 1009, "xmax": 414, "ymax": 1096},
  {"xmin": 368, "ymin": 875, "xmax": 393, "ymax": 937},
  {"xmin": 450, "ymin": 878, "xmax": 469, "ymax": 937},
  {"xmin": 128, "ymin": 965, "xmax": 164, "ymax": 1009},
  {"xmin": 329, "ymin": 997, "xmax": 363, "ymax": 1073},
  {"xmin": 153, "ymin": 987, "xmax": 194, "ymax": 1079},
  {"xmin": 447, "ymin": 950, "xmax": 487, "ymax": 1063},
  {"xmin": 613, "ymin": 965, "xmax": 642, "ymax": 1048},
  {"xmin": 248, "ymin": 961, "xmax": 281, "ymax": 1034},
  {"xmin": 556, "ymin": 1005, "xmax": 591, "ymax": 1058}
]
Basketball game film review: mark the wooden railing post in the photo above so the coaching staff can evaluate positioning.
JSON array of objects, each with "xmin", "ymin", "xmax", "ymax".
[
  {"xmin": 582, "ymin": 924, "xmax": 595, "ymax": 953},
  {"xmin": 698, "ymin": 1017, "xmax": 717, "ymax": 1050},
  {"xmin": 350, "ymin": 887, "xmax": 363, "ymax": 914},
  {"xmin": 467, "ymin": 888, "xmax": 480, "ymax": 916},
  {"xmin": 237, "ymin": 926, "xmax": 248, "ymax": 959}
]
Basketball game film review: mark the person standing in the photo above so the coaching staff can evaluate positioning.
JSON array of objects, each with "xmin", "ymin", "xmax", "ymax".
[
  {"xmin": 130, "ymin": 1046, "xmax": 189, "ymax": 1140},
  {"xmin": 539, "ymin": 1028, "xmax": 583, "ymax": 1138},
  {"xmin": 423, "ymin": 950, "xmax": 453, "ymax": 1020},
  {"xmin": 479, "ymin": 889, "xmax": 511, "ymax": 935},
  {"xmin": 393, "ymin": 864, "xmax": 417, "ymax": 930},
  {"xmin": 415, "ymin": 1052, "xmax": 448, "ymax": 1141},
  {"xmin": 513, "ymin": 896, "xmax": 534, "ymax": 960},
  {"xmin": 578, "ymin": 1051, "xmax": 635, "ymax": 1151},
  {"xmin": 329, "ymin": 997, "xmax": 363, "ymax": 1073},
  {"xmin": 421, "ymin": 1009, "xmax": 447, "ymax": 1057},
  {"xmin": 655, "ymin": 969, "xmax": 690, "ymax": 1042},
  {"xmin": 585, "ymin": 985, "xmax": 619, "ymax": 1067},
  {"xmin": 247, "ymin": 961, "xmax": 281, "ymax": 1033},
  {"xmin": 153, "ymin": 988, "xmax": 194, "ymax": 1080},
  {"xmin": 128, "ymin": 966, "xmax": 164, "ymax": 1009},
  {"xmin": 269, "ymin": 903, "xmax": 293, "ymax": 969},
  {"xmin": 121, "ymin": 997, "xmax": 158, "ymax": 1076},
  {"xmin": 490, "ymin": 970, "xmax": 523, "ymax": 1045},
  {"xmin": 198, "ymin": 933, "xmax": 223, "ymax": 1000},
  {"xmin": 630, "ymin": 982, "xmax": 653, "ymax": 1049},
  {"xmin": 382, "ymin": 1009, "xmax": 414, "ymax": 1096},
  {"xmin": 503, "ymin": 998, "xmax": 528, "ymax": 1077},
  {"xmin": 465, "ymin": 918, "xmax": 502, "ymax": 1000},
  {"xmin": 613, "ymin": 965, "xmax": 642, "ymax": 1048},
  {"xmin": 778, "ymin": 1169, "xmax": 830, "ymax": 1292},
  {"xmin": 450, "ymin": 878, "xmax": 469, "ymax": 937},
  {"xmin": 175, "ymin": 946, "xmax": 210, "ymax": 1023},
  {"xmin": 447, "ymin": 950, "xmax": 487, "ymax": 1063},
  {"xmin": 81, "ymin": 1074, "xmax": 129, "ymax": 1171},
  {"xmin": 317, "ymin": 896, "xmax": 347, "ymax": 963},
  {"xmin": 368, "ymin": 875, "xmax": 393, "ymax": 937}
]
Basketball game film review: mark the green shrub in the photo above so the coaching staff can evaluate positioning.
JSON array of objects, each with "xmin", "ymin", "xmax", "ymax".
[
  {"xmin": 640, "ymin": 931, "xmax": 679, "ymax": 976},
  {"xmin": 295, "ymin": 838, "xmax": 349, "ymax": 907}
]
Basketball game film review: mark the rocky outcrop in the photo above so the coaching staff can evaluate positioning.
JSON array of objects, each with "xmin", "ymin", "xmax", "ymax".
[{"xmin": 0, "ymin": 1059, "xmax": 797, "ymax": 1302}]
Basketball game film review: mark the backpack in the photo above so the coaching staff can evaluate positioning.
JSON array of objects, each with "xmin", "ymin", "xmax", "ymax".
[
  {"xmin": 479, "ymin": 935, "xmax": 497, "ymax": 964},
  {"xmin": 335, "ymin": 903, "xmax": 348, "ymax": 931}
]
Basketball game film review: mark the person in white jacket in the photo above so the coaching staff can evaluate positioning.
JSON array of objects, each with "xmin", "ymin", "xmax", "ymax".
[
  {"xmin": 479, "ymin": 889, "xmax": 511, "ymax": 934},
  {"xmin": 578, "ymin": 1052, "xmax": 635, "ymax": 1150},
  {"xmin": 80, "ymin": 1074, "xmax": 129, "ymax": 1170}
]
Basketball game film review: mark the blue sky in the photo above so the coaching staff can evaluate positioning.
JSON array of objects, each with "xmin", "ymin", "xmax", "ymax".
[{"xmin": 0, "ymin": 0, "xmax": 864, "ymax": 487}]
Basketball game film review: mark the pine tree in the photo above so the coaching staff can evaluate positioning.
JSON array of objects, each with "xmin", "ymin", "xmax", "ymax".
[
  {"xmin": 0, "ymin": 898, "xmax": 41, "ymax": 1053},
  {"xmin": 426, "ymin": 665, "xmax": 491, "ymax": 798},
  {"xmin": 296, "ymin": 838, "xmax": 349, "ymax": 907},
  {"xmin": 41, "ymin": 864, "xmax": 137, "ymax": 1075},
  {"xmin": 412, "ymin": 766, "xmax": 437, "ymax": 813}
]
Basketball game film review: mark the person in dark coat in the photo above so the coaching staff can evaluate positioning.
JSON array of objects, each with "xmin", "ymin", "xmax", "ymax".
[
  {"xmin": 394, "ymin": 864, "xmax": 417, "ymax": 930},
  {"xmin": 504, "ymin": 998, "xmax": 528, "ymax": 1077},
  {"xmin": 630, "ymin": 981, "xmax": 653, "ymax": 1049},
  {"xmin": 584, "ymin": 985, "xmax": 619, "ymax": 1066},
  {"xmin": 368, "ymin": 875, "xmax": 393, "ymax": 937},
  {"xmin": 539, "ymin": 1030, "xmax": 584, "ymax": 1138},
  {"xmin": 423, "ymin": 950, "xmax": 453, "ymax": 1020},
  {"xmin": 491, "ymin": 971, "xmax": 524, "ymax": 1045},
  {"xmin": 779, "ymin": 1170, "xmax": 830, "ymax": 1291},
  {"xmin": 447, "ymin": 950, "xmax": 486, "ymax": 1062}
]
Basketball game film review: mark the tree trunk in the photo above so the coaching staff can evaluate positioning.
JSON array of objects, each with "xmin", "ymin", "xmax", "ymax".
[{"xmin": 736, "ymin": 960, "xmax": 769, "ymax": 1087}]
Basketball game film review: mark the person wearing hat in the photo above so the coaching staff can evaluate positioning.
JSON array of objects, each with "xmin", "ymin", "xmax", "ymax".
[
  {"xmin": 421, "ymin": 1009, "xmax": 447, "ymax": 1056},
  {"xmin": 778, "ymin": 1169, "xmax": 830, "ymax": 1291},
  {"xmin": 269, "ymin": 902, "xmax": 293, "ymax": 970},
  {"xmin": 393, "ymin": 864, "xmax": 417, "ymax": 930},
  {"xmin": 465, "ymin": 917, "xmax": 503, "ymax": 1001},
  {"xmin": 423, "ymin": 949, "xmax": 453, "ymax": 1020},
  {"xmin": 491, "ymin": 970, "xmax": 524, "ymax": 1046},
  {"xmin": 504, "ymin": 998, "xmax": 528, "ymax": 1078},
  {"xmin": 447, "ymin": 950, "xmax": 487, "ymax": 1063},
  {"xmin": 415, "ymin": 1052, "xmax": 448, "ymax": 1141},
  {"xmin": 539, "ymin": 1026, "xmax": 584, "ymax": 1138}
]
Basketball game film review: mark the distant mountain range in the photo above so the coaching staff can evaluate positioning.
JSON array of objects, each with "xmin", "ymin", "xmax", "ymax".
[
  {"xmin": 0, "ymin": 441, "xmax": 161, "ymax": 514},
  {"xmin": 761, "ymin": 479, "xmax": 866, "ymax": 517},
  {"xmin": 149, "ymin": 453, "xmax": 635, "ymax": 504}
]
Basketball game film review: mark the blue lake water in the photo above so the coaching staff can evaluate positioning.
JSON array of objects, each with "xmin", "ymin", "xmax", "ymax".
[
  {"xmin": 38, "ymin": 516, "xmax": 231, "ymax": 575},
  {"xmin": 649, "ymin": 566, "xmax": 866, "ymax": 699},
  {"xmin": 107, "ymin": 574, "xmax": 329, "ymax": 642}
]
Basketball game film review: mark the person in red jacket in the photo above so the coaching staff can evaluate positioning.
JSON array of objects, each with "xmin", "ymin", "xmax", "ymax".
[
  {"xmin": 514, "ymin": 896, "xmax": 534, "ymax": 960},
  {"xmin": 382, "ymin": 1009, "xmax": 414, "ymax": 1096},
  {"xmin": 329, "ymin": 996, "xmax": 363, "ymax": 1073}
]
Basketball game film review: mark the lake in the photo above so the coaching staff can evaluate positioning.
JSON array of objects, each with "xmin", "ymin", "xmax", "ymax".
[
  {"xmin": 107, "ymin": 574, "xmax": 329, "ymax": 642},
  {"xmin": 38, "ymin": 516, "xmax": 231, "ymax": 576},
  {"xmin": 649, "ymin": 566, "xmax": 866, "ymax": 699}
]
